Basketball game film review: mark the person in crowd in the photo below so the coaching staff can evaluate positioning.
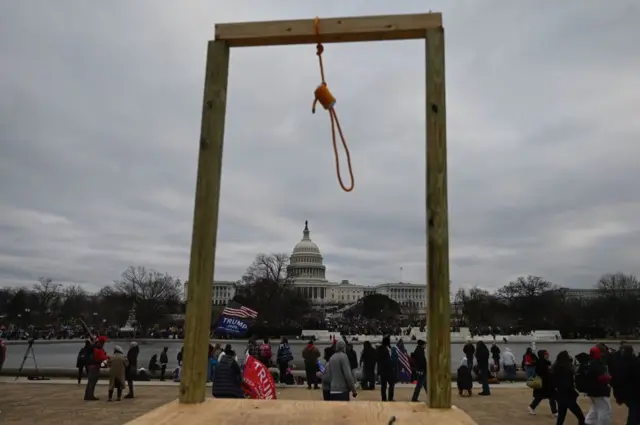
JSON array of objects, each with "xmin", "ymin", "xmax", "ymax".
[
  {"xmin": 84, "ymin": 335, "xmax": 109, "ymax": 401},
  {"xmin": 490, "ymin": 342, "xmax": 501, "ymax": 372},
  {"xmin": 276, "ymin": 337, "xmax": 293, "ymax": 386},
  {"xmin": 501, "ymin": 347, "xmax": 517, "ymax": 382},
  {"xmin": 76, "ymin": 340, "xmax": 91, "ymax": 384},
  {"xmin": 457, "ymin": 357, "xmax": 473, "ymax": 397},
  {"xmin": 207, "ymin": 344, "xmax": 217, "ymax": 382},
  {"xmin": 302, "ymin": 339, "xmax": 321, "ymax": 389},
  {"xmin": 345, "ymin": 341, "xmax": 358, "ymax": 379},
  {"xmin": 159, "ymin": 346, "xmax": 169, "ymax": 381},
  {"xmin": 528, "ymin": 349, "xmax": 558, "ymax": 416},
  {"xmin": 324, "ymin": 339, "xmax": 337, "ymax": 362},
  {"xmin": 124, "ymin": 342, "xmax": 139, "ymax": 398},
  {"xmin": 610, "ymin": 345, "xmax": 640, "ymax": 425},
  {"xmin": 463, "ymin": 339, "xmax": 475, "ymax": 369},
  {"xmin": 410, "ymin": 340, "xmax": 427, "ymax": 402},
  {"xmin": 212, "ymin": 345, "xmax": 244, "ymax": 399},
  {"xmin": 0, "ymin": 339, "xmax": 6, "ymax": 374},
  {"xmin": 321, "ymin": 361, "xmax": 332, "ymax": 400},
  {"xmin": 246, "ymin": 338, "xmax": 260, "ymax": 359},
  {"xmin": 148, "ymin": 354, "xmax": 159, "ymax": 373},
  {"xmin": 522, "ymin": 347, "xmax": 538, "ymax": 379},
  {"xmin": 552, "ymin": 350, "xmax": 585, "ymax": 425},
  {"xmin": 584, "ymin": 346, "xmax": 613, "ymax": 425},
  {"xmin": 177, "ymin": 346, "xmax": 184, "ymax": 366},
  {"xmin": 107, "ymin": 346, "xmax": 128, "ymax": 402},
  {"xmin": 323, "ymin": 340, "xmax": 357, "ymax": 401},
  {"xmin": 259, "ymin": 337, "xmax": 272, "ymax": 367},
  {"xmin": 377, "ymin": 335, "xmax": 397, "ymax": 402},
  {"xmin": 359, "ymin": 341, "xmax": 377, "ymax": 390},
  {"xmin": 475, "ymin": 341, "xmax": 491, "ymax": 396}
]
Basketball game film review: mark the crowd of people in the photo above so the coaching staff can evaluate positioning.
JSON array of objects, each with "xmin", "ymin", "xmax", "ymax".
[{"xmin": 459, "ymin": 339, "xmax": 640, "ymax": 425}]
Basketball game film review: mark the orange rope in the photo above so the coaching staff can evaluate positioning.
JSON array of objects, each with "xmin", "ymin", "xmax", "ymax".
[{"xmin": 311, "ymin": 17, "xmax": 355, "ymax": 193}]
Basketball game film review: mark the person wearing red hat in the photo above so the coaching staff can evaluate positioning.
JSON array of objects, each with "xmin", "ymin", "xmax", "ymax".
[
  {"xmin": 583, "ymin": 346, "xmax": 612, "ymax": 425},
  {"xmin": 83, "ymin": 335, "xmax": 110, "ymax": 401}
]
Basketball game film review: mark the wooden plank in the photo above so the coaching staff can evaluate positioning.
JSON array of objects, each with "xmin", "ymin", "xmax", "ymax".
[
  {"xmin": 425, "ymin": 26, "xmax": 451, "ymax": 409},
  {"xmin": 179, "ymin": 39, "xmax": 230, "ymax": 404},
  {"xmin": 124, "ymin": 399, "xmax": 477, "ymax": 425},
  {"xmin": 215, "ymin": 13, "xmax": 442, "ymax": 47}
]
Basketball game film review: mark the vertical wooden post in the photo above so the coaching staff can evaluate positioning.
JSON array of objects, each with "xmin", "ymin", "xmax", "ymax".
[
  {"xmin": 179, "ymin": 40, "xmax": 230, "ymax": 404},
  {"xmin": 425, "ymin": 26, "xmax": 450, "ymax": 409}
]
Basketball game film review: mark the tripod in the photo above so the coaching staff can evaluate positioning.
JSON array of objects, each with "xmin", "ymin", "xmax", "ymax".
[{"xmin": 15, "ymin": 340, "xmax": 46, "ymax": 380}]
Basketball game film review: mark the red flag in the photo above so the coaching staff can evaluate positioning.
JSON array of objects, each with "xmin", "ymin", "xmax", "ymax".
[{"xmin": 242, "ymin": 354, "xmax": 277, "ymax": 400}]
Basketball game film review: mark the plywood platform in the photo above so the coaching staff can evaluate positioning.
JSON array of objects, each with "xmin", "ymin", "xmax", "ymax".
[{"xmin": 123, "ymin": 398, "xmax": 477, "ymax": 425}]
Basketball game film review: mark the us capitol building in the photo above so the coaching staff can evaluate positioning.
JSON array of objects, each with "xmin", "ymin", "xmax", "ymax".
[{"xmin": 211, "ymin": 221, "xmax": 427, "ymax": 311}]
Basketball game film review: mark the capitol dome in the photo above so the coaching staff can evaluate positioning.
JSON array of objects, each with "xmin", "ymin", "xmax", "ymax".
[{"xmin": 287, "ymin": 221, "xmax": 327, "ymax": 283}]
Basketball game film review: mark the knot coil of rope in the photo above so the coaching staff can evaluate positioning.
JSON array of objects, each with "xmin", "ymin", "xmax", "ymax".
[{"xmin": 311, "ymin": 17, "xmax": 355, "ymax": 193}]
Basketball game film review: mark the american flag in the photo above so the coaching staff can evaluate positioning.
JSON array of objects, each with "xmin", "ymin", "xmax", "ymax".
[
  {"xmin": 222, "ymin": 301, "xmax": 258, "ymax": 319},
  {"xmin": 396, "ymin": 344, "xmax": 412, "ymax": 381}
]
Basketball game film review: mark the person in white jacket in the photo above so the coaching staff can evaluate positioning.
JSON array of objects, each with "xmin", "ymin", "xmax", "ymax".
[{"xmin": 501, "ymin": 348, "xmax": 517, "ymax": 382}]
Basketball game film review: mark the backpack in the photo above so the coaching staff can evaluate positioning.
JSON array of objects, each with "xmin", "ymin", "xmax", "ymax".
[{"xmin": 575, "ymin": 363, "xmax": 589, "ymax": 393}]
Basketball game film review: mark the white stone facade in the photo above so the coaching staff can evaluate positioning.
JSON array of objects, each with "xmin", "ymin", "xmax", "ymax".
[{"xmin": 204, "ymin": 221, "xmax": 428, "ymax": 309}]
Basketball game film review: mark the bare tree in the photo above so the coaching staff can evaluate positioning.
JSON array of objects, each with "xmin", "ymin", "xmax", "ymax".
[
  {"xmin": 597, "ymin": 273, "xmax": 640, "ymax": 298},
  {"xmin": 33, "ymin": 277, "xmax": 61, "ymax": 312},
  {"xmin": 496, "ymin": 275, "xmax": 554, "ymax": 301},
  {"xmin": 241, "ymin": 253, "xmax": 291, "ymax": 285},
  {"xmin": 113, "ymin": 266, "xmax": 183, "ymax": 328}
]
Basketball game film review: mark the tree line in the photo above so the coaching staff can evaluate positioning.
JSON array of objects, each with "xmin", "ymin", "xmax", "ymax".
[
  {"xmin": 454, "ymin": 273, "xmax": 640, "ymax": 338},
  {"xmin": 0, "ymin": 266, "xmax": 183, "ymax": 330}
]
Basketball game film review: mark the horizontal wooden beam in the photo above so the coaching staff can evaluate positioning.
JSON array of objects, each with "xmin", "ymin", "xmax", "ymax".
[{"xmin": 214, "ymin": 13, "xmax": 442, "ymax": 48}]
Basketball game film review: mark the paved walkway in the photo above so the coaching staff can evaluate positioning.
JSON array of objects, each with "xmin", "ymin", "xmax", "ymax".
[{"xmin": 0, "ymin": 376, "xmax": 526, "ymax": 389}]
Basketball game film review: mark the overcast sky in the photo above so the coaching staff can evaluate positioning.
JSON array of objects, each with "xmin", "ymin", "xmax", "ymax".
[{"xmin": 1, "ymin": 1, "xmax": 638, "ymax": 293}]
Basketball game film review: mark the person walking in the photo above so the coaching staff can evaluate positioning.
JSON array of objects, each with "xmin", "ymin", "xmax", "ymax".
[
  {"xmin": 323, "ymin": 340, "xmax": 357, "ymax": 401},
  {"xmin": 552, "ymin": 350, "xmax": 585, "ymax": 425},
  {"xmin": 107, "ymin": 346, "xmax": 128, "ymax": 402},
  {"xmin": 528, "ymin": 350, "xmax": 558, "ymax": 416},
  {"xmin": 410, "ymin": 340, "xmax": 427, "ymax": 402},
  {"xmin": 584, "ymin": 346, "xmax": 612, "ymax": 425},
  {"xmin": 302, "ymin": 340, "xmax": 321, "ymax": 390}
]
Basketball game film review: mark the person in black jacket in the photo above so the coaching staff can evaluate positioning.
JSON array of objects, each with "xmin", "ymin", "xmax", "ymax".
[
  {"xmin": 584, "ymin": 346, "xmax": 612, "ymax": 425},
  {"xmin": 410, "ymin": 340, "xmax": 427, "ymax": 402},
  {"xmin": 124, "ymin": 342, "xmax": 139, "ymax": 398},
  {"xmin": 377, "ymin": 336, "xmax": 396, "ymax": 402},
  {"xmin": 490, "ymin": 343, "xmax": 501, "ymax": 372},
  {"xmin": 528, "ymin": 350, "xmax": 558, "ymax": 416},
  {"xmin": 345, "ymin": 341, "xmax": 358, "ymax": 378},
  {"xmin": 463, "ymin": 340, "xmax": 475, "ymax": 369},
  {"xmin": 552, "ymin": 350, "xmax": 585, "ymax": 425},
  {"xmin": 212, "ymin": 346, "xmax": 244, "ymax": 399},
  {"xmin": 475, "ymin": 341, "xmax": 490, "ymax": 396},
  {"xmin": 359, "ymin": 341, "xmax": 377, "ymax": 390},
  {"xmin": 610, "ymin": 345, "xmax": 640, "ymax": 425},
  {"xmin": 76, "ymin": 340, "xmax": 92, "ymax": 384}
]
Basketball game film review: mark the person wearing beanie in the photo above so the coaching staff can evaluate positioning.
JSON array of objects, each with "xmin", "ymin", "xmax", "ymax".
[
  {"xmin": 376, "ymin": 335, "xmax": 397, "ymax": 401},
  {"xmin": 125, "ymin": 342, "xmax": 139, "ymax": 398},
  {"xmin": 323, "ymin": 340, "xmax": 357, "ymax": 401},
  {"xmin": 107, "ymin": 346, "xmax": 128, "ymax": 402},
  {"xmin": 584, "ymin": 346, "xmax": 612, "ymax": 425}
]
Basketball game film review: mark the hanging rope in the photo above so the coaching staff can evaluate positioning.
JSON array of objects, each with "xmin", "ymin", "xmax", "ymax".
[{"xmin": 311, "ymin": 17, "xmax": 355, "ymax": 193}]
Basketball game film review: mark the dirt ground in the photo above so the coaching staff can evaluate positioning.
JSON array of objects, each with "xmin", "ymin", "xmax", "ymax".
[{"xmin": 0, "ymin": 382, "xmax": 630, "ymax": 425}]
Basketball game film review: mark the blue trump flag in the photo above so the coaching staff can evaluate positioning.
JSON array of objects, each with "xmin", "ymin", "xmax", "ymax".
[
  {"xmin": 215, "ymin": 301, "xmax": 258, "ymax": 337},
  {"xmin": 216, "ymin": 315, "xmax": 249, "ymax": 337}
]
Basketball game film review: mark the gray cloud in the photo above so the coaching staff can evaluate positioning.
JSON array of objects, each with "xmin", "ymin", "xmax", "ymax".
[{"xmin": 0, "ymin": 0, "xmax": 639, "ymax": 293}]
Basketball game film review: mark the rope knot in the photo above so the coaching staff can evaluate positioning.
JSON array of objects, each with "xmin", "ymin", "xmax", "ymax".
[{"xmin": 311, "ymin": 17, "xmax": 354, "ymax": 193}]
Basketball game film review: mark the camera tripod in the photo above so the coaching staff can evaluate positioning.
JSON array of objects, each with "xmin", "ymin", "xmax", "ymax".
[{"xmin": 15, "ymin": 339, "xmax": 47, "ymax": 380}]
